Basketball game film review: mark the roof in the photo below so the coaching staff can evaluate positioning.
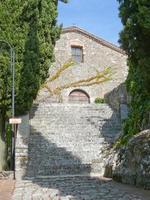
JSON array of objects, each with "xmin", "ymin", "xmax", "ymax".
[{"xmin": 62, "ymin": 26, "xmax": 125, "ymax": 55}]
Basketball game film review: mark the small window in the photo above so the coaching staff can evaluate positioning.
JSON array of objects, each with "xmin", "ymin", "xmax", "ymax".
[{"xmin": 71, "ymin": 46, "xmax": 83, "ymax": 63}]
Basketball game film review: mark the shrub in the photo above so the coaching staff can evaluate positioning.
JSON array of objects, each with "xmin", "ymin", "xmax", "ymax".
[{"xmin": 95, "ymin": 97, "xmax": 105, "ymax": 104}]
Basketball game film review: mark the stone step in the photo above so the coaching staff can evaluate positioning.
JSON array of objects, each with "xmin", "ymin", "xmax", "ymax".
[
  {"xmin": 30, "ymin": 104, "xmax": 119, "ymax": 116},
  {"xmin": 30, "ymin": 123, "xmax": 121, "ymax": 129},
  {"xmin": 24, "ymin": 175, "xmax": 109, "ymax": 190},
  {"xmin": 31, "ymin": 112, "xmax": 119, "ymax": 116},
  {"xmin": 27, "ymin": 163, "xmax": 92, "ymax": 177},
  {"xmin": 28, "ymin": 144, "xmax": 106, "ymax": 152},
  {"xmin": 27, "ymin": 103, "xmax": 121, "ymax": 177},
  {"xmin": 29, "ymin": 132, "xmax": 118, "ymax": 139},
  {"xmin": 27, "ymin": 163, "xmax": 104, "ymax": 177},
  {"xmin": 30, "ymin": 129, "xmax": 121, "ymax": 134},
  {"xmin": 31, "ymin": 125, "xmax": 120, "ymax": 129}
]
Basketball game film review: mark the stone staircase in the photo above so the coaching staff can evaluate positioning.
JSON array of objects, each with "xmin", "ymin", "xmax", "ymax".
[{"xmin": 27, "ymin": 103, "xmax": 121, "ymax": 178}]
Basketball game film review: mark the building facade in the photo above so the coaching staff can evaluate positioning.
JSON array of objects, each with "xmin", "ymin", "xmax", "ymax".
[{"xmin": 37, "ymin": 26, "xmax": 128, "ymax": 107}]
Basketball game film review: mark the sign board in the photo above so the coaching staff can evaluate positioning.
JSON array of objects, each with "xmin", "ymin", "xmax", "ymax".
[{"xmin": 9, "ymin": 118, "xmax": 22, "ymax": 124}]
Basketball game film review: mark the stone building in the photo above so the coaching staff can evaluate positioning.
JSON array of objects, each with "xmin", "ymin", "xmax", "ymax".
[
  {"xmin": 15, "ymin": 27, "xmax": 129, "ymax": 183},
  {"xmin": 37, "ymin": 26, "xmax": 128, "ymax": 107},
  {"xmin": 13, "ymin": 27, "xmax": 150, "ymax": 197}
]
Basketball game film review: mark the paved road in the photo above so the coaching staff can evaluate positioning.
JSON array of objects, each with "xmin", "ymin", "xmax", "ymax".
[
  {"xmin": 11, "ymin": 176, "xmax": 150, "ymax": 200},
  {"xmin": 0, "ymin": 180, "xmax": 15, "ymax": 200}
]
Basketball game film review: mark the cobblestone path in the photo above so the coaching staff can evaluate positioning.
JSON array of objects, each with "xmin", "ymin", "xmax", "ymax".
[{"xmin": 12, "ymin": 176, "xmax": 150, "ymax": 200}]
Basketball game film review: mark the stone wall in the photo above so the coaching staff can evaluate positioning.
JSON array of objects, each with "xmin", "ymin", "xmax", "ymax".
[
  {"xmin": 36, "ymin": 27, "xmax": 128, "ymax": 105},
  {"xmin": 104, "ymin": 82, "xmax": 128, "ymax": 111},
  {"xmin": 105, "ymin": 129, "xmax": 150, "ymax": 189},
  {"xmin": 15, "ymin": 114, "xmax": 29, "ymax": 180}
]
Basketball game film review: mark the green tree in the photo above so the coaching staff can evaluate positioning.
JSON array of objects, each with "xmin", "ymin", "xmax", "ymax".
[
  {"xmin": 0, "ymin": 46, "xmax": 12, "ymax": 170},
  {"xmin": 0, "ymin": 0, "xmax": 67, "ymax": 170},
  {"xmin": 17, "ymin": 0, "xmax": 67, "ymax": 114},
  {"xmin": 118, "ymin": 0, "xmax": 150, "ymax": 143},
  {"xmin": 0, "ymin": 47, "xmax": 11, "ymax": 140}
]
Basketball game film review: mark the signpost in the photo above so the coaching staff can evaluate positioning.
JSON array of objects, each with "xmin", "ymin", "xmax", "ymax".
[{"xmin": 9, "ymin": 118, "xmax": 22, "ymax": 124}]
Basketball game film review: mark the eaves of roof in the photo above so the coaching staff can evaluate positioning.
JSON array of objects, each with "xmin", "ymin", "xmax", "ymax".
[{"xmin": 62, "ymin": 26, "xmax": 126, "ymax": 55}]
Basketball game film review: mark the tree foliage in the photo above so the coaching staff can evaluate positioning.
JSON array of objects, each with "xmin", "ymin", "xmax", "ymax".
[
  {"xmin": 16, "ymin": 0, "xmax": 62, "ymax": 113},
  {"xmin": 0, "ymin": 0, "xmax": 67, "ymax": 169},
  {"xmin": 0, "ymin": 0, "xmax": 67, "ymax": 116},
  {"xmin": 118, "ymin": 0, "xmax": 150, "ymax": 143}
]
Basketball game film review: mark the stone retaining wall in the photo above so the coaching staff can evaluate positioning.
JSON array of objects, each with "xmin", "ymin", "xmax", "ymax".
[{"xmin": 105, "ymin": 129, "xmax": 150, "ymax": 189}]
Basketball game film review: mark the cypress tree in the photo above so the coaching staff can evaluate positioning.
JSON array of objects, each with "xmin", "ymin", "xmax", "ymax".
[
  {"xmin": 17, "ymin": 0, "xmax": 67, "ymax": 114},
  {"xmin": 0, "ymin": 0, "xmax": 67, "ymax": 169},
  {"xmin": 0, "ymin": 0, "xmax": 67, "ymax": 117}
]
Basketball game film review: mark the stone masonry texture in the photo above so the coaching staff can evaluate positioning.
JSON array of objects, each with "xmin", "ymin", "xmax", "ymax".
[
  {"xmin": 12, "ymin": 177, "xmax": 150, "ymax": 200},
  {"xmin": 112, "ymin": 129, "xmax": 150, "ymax": 189},
  {"xmin": 37, "ymin": 26, "xmax": 128, "ymax": 106},
  {"xmin": 28, "ymin": 103, "xmax": 121, "ymax": 178},
  {"xmin": 14, "ymin": 104, "xmax": 150, "ymax": 199},
  {"xmin": 12, "ymin": 27, "xmax": 142, "ymax": 200}
]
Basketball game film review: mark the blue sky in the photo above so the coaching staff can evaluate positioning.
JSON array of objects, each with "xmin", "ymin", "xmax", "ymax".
[{"xmin": 58, "ymin": 0, "xmax": 123, "ymax": 45}]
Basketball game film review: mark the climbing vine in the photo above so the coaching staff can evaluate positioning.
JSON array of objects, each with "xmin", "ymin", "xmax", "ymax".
[{"xmin": 40, "ymin": 60, "xmax": 111, "ymax": 101}]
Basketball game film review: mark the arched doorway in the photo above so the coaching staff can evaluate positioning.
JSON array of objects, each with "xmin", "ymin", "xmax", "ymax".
[{"xmin": 69, "ymin": 89, "xmax": 90, "ymax": 103}]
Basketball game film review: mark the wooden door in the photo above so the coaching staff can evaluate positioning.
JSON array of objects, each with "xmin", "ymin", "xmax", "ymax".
[{"xmin": 69, "ymin": 90, "xmax": 90, "ymax": 103}]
